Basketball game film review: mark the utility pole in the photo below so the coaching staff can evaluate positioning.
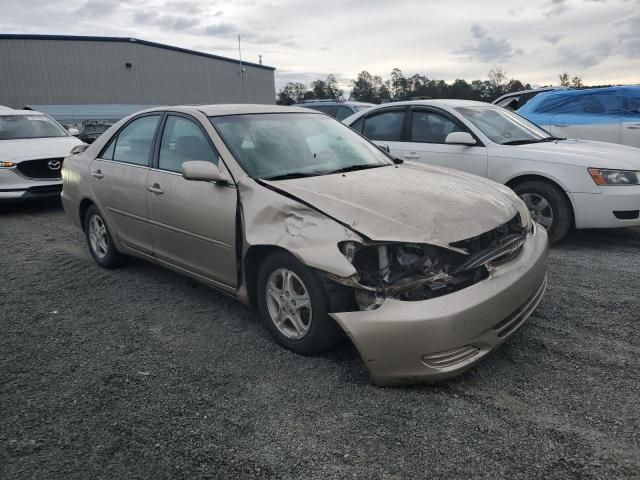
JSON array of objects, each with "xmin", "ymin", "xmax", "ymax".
[{"xmin": 238, "ymin": 34, "xmax": 245, "ymax": 102}]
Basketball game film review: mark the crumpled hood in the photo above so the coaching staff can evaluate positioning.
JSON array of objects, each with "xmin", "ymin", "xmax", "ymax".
[
  {"xmin": 0, "ymin": 137, "xmax": 84, "ymax": 162},
  {"xmin": 263, "ymin": 162, "xmax": 522, "ymax": 246},
  {"xmin": 493, "ymin": 139, "xmax": 640, "ymax": 169}
]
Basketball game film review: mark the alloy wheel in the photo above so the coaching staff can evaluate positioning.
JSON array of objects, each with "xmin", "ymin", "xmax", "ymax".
[
  {"xmin": 265, "ymin": 268, "xmax": 313, "ymax": 340},
  {"xmin": 520, "ymin": 192, "xmax": 554, "ymax": 229},
  {"xmin": 88, "ymin": 214, "xmax": 109, "ymax": 259}
]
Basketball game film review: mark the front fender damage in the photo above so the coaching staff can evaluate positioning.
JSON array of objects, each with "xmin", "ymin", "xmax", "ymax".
[{"xmin": 236, "ymin": 179, "xmax": 363, "ymax": 304}]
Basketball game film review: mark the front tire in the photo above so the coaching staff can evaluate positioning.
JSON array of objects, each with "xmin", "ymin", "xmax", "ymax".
[
  {"xmin": 513, "ymin": 180, "xmax": 572, "ymax": 244},
  {"xmin": 84, "ymin": 205, "xmax": 126, "ymax": 268},
  {"xmin": 256, "ymin": 252, "xmax": 341, "ymax": 355}
]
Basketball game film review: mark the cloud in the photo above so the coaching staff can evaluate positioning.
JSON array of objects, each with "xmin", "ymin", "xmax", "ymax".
[
  {"xmin": 164, "ymin": 1, "xmax": 202, "ymax": 15},
  {"xmin": 133, "ymin": 12, "xmax": 199, "ymax": 31},
  {"xmin": 75, "ymin": 0, "xmax": 119, "ymax": 18},
  {"xmin": 454, "ymin": 24, "xmax": 520, "ymax": 62},
  {"xmin": 544, "ymin": 0, "xmax": 570, "ymax": 16},
  {"xmin": 542, "ymin": 33, "xmax": 563, "ymax": 45},
  {"xmin": 557, "ymin": 42, "xmax": 614, "ymax": 68},
  {"xmin": 470, "ymin": 23, "xmax": 488, "ymax": 39},
  {"xmin": 205, "ymin": 22, "xmax": 237, "ymax": 36},
  {"xmin": 616, "ymin": 13, "xmax": 640, "ymax": 58}
]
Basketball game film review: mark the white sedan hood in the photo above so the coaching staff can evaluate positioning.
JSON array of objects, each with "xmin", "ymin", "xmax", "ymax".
[
  {"xmin": 1, "ymin": 137, "xmax": 84, "ymax": 162},
  {"xmin": 494, "ymin": 139, "xmax": 640, "ymax": 169},
  {"xmin": 263, "ymin": 162, "xmax": 523, "ymax": 247}
]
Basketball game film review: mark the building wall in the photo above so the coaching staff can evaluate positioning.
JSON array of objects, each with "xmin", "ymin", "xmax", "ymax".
[{"xmin": 0, "ymin": 38, "xmax": 276, "ymax": 108}]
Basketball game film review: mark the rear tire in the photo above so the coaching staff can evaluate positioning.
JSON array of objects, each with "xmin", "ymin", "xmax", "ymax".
[
  {"xmin": 84, "ymin": 205, "xmax": 127, "ymax": 268},
  {"xmin": 513, "ymin": 180, "xmax": 571, "ymax": 244},
  {"xmin": 256, "ymin": 252, "xmax": 341, "ymax": 355}
]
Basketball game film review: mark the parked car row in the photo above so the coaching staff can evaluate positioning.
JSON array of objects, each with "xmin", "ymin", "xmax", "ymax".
[{"xmin": 3, "ymin": 88, "xmax": 638, "ymax": 385}]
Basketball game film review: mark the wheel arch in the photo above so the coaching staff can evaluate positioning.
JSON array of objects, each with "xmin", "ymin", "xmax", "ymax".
[
  {"xmin": 243, "ymin": 245, "xmax": 298, "ymax": 309},
  {"xmin": 505, "ymin": 173, "xmax": 576, "ymax": 228},
  {"xmin": 78, "ymin": 197, "xmax": 95, "ymax": 232}
]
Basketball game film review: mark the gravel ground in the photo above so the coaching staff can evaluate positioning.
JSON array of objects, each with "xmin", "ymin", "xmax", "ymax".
[{"xmin": 1, "ymin": 198, "xmax": 639, "ymax": 480}]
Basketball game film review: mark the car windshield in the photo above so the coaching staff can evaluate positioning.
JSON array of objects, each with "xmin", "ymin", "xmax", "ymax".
[
  {"xmin": 210, "ymin": 113, "xmax": 392, "ymax": 180},
  {"xmin": 0, "ymin": 115, "xmax": 68, "ymax": 140},
  {"xmin": 455, "ymin": 106, "xmax": 558, "ymax": 145}
]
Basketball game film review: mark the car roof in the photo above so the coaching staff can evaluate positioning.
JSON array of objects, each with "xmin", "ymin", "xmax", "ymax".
[
  {"xmin": 295, "ymin": 100, "xmax": 375, "ymax": 107},
  {"xmin": 136, "ymin": 104, "xmax": 314, "ymax": 117},
  {"xmin": 0, "ymin": 107, "xmax": 45, "ymax": 117},
  {"xmin": 494, "ymin": 87, "xmax": 566, "ymax": 101},
  {"xmin": 373, "ymin": 99, "xmax": 492, "ymax": 108}
]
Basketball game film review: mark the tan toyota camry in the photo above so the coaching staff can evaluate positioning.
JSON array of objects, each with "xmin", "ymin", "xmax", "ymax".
[{"xmin": 61, "ymin": 104, "xmax": 548, "ymax": 386}]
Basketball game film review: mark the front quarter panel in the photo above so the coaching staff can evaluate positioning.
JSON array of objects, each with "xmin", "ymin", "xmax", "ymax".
[
  {"xmin": 238, "ymin": 178, "xmax": 362, "ymax": 279},
  {"xmin": 61, "ymin": 150, "xmax": 94, "ymax": 229},
  {"xmin": 486, "ymin": 145, "xmax": 600, "ymax": 194}
]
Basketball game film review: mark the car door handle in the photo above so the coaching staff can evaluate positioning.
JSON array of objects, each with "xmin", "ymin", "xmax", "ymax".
[
  {"xmin": 403, "ymin": 153, "xmax": 420, "ymax": 160},
  {"xmin": 148, "ymin": 183, "xmax": 163, "ymax": 194},
  {"xmin": 553, "ymin": 124, "xmax": 569, "ymax": 127},
  {"xmin": 91, "ymin": 169, "xmax": 104, "ymax": 178},
  {"xmin": 626, "ymin": 124, "xmax": 640, "ymax": 129}
]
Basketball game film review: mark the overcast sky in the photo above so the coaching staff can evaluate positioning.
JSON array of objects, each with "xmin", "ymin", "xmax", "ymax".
[{"xmin": 3, "ymin": 0, "xmax": 639, "ymax": 91}]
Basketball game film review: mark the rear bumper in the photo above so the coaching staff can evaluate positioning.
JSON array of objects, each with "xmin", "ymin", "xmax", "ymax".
[
  {"xmin": 570, "ymin": 186, "xmax": 640, "ymax": 229},
  {"xmin": 331, "ymin": 225, "xmax": 549, "ymax": 386}
]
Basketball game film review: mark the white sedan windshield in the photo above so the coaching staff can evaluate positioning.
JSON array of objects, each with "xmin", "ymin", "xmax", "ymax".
[
  {"xmin": 0, "ymin": 115, "xmax": 68, "ymax": 140},
  {"xmin": 455, "ymin": 106, "xmax": 556, "ymax": 145},
  {"xmin": 211, "ymin": 113, "xmax": 392, "ymax": 180}
]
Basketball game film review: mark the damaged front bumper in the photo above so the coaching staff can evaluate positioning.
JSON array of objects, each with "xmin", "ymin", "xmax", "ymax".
[{"xmin": 330, "ymin": 225, "xmax": 548, "ymax": 386}]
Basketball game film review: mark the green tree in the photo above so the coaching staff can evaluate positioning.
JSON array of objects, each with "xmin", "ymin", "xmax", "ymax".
[
  {"xmin": 277, "ymin": 82, "xmax": 306, "ymax": 105},
  {"xmin": 571, "ymin": 76, "xmax": 583, "ymax": 88},
  {"xmin": 350, "ymin": 71, "xmax": 386, "ymax": 103}
]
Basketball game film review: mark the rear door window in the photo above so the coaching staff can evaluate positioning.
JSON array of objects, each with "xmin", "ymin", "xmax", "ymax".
[
  {"xmin": 112, "ymin": 115, "xmax": 161, "ymax": 166},
  {"xmin": 336, "ymin": 106, "xmax": 354, "ymax": 121},
  {"xmin": 362, "ymin": 110, "xmax": 404, "ymax": 142}
]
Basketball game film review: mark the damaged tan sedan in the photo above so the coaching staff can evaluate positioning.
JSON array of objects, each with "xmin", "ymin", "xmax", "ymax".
[{"xmin": 61, "ymin": 105, "xmax": 548, "ymax": 386}]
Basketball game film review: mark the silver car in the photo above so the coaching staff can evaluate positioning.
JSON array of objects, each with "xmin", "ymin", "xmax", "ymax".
[
  {"xmin": 0, "ymin": 107, "xmax": 83, "ymax": 199},
  {"xmin": 61, "ymin": 104, "xmax": 548, "ymax": 386}
]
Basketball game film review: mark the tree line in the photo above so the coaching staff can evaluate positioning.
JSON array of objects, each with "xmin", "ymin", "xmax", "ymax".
[{"xmin": 277, "ymin": 67, "xmax": 589, "ymax": 105}]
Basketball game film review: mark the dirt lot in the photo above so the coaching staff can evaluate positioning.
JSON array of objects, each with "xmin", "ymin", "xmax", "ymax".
[{"xmin": 1, "ymin": 198, "xmax": 639, "ymax": 479}]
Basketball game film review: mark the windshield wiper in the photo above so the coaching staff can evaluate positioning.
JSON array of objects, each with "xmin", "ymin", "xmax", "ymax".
[
  {"xmin": 261, "ymin": 172, "xmax": 323, "ymax": 181},
  {"xmin": 502, "ymin": 136, "xmax": 565, "ymax": 146},
  {"xmin": 324, "ymin": 164, "xmax": 388, "ymax": 175}
]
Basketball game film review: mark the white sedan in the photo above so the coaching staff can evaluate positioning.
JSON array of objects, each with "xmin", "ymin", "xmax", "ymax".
[
  {"xmin": 343, "ymin": 100, "xmax": 640, "ymax": 243},
  {"xmin": 0, "ymin": 107, "xmax": 84, "ymax": 200}
]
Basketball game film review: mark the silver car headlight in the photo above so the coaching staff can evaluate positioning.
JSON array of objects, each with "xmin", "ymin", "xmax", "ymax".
[{"xmin": 588, "ymin": 168, "xmax": 640, "ymax": 186}]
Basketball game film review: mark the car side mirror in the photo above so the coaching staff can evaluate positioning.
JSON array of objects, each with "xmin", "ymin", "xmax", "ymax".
[
  {"xmin": 377, "ymin": 143, "xmax": 391, "ymax": 153},
  {"xmin": 70, "ymin": 144, "xmax": 88, "ymax": 155},
  {"xmin": 182, "ymin": 161, "xmax": 228, "ymax": 184},
  {"xmin": 67, "ymin": 127, "xmax": 80, "ymax": 136},
  {"xmin": 445, "ymin": 132, "xmax": 477, "ymax": 146}
]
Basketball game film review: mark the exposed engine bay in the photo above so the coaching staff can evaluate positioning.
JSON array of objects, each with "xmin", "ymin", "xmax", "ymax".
[{"xmin": 327, "ymin": 214, "xmax": 529, "ymax": 310}]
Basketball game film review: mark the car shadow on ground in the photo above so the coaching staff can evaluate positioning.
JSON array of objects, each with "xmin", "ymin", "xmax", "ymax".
[
  {"xmin": 0, "ymin": 196, "xmax": 63, "ymax": 215},
  {"xmin": 558, "ymin": 226, "xmax": 640, "ymax": 250}
]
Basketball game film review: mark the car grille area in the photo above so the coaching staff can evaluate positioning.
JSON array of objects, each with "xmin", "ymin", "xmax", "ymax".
[
  {"xmin": 15, "ymin": 158, "xmax": 64, "ymax": 179},
  {"xmin": 422, "ymin": 345, "xmax": 481, "ymax": 369}
]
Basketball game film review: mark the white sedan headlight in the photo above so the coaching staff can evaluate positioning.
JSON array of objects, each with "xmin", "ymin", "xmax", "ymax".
[{"xmin": 588, "ymin": 168, "xmax": 640, "ymax": 186}]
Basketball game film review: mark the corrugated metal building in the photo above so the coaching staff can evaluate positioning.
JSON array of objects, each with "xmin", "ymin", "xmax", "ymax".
[{"xmin": 0, "ymin": 34, "xmax": 276, "ymax": 108}]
